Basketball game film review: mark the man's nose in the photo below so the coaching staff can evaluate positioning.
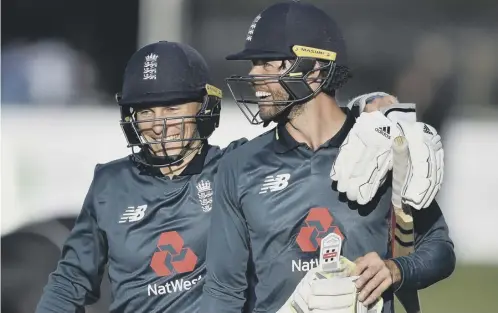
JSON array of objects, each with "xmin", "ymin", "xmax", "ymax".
[
  {"xmin": 151, "ymin": 115, "xmax": 169, "ymax": 135},
  {"xmin": 249, "ymin": 65, "xmax": 264, "ymax": 76},
  {"xmin": 151, "ymin": 123, "xmax": 165, "ymax": 136},
  {"xmin": 154, "ymin": 117, "xmax": 183, "ymax": 136}
]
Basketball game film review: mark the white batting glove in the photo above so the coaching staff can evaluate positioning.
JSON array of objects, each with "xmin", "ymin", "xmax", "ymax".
[
  {"xmin": 275, "ymin": 264, "xmax": 317, "ymax": 313},
  {"xmin": 397, "ymin": 121, "xmax": 444, "ymax": 210},
  {"xmin": 330, "ymin": 111, "xmax": 402, "ymax": 204},
  {"xmin": 375, "ymin": 101, "xmax": 443, "ymax": 210},
  {"xmin": 276, "ymin": 257, "xmax": 383, "ymax": 313},
  {"xmin": 335, "ymin": 91, "xmax": 444, "ymax": 208}
]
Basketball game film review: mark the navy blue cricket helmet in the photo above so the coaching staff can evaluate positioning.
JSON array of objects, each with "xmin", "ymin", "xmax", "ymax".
[
  {"xmin": 225, "ymin": 1, "xmax": 351, "ymax": 126},
  {"xmin": 116, "ymin": 41, "xmax": 222, "ymax": 167}
]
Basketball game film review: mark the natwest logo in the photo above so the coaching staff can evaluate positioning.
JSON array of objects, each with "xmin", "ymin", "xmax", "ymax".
[
  {"xmin": 296, "ymin": 207, "xmax": 344, "ymax": 252},
  {"xmin": 150, "ymin": 231, "xmax": 197, "ymax": 277},
  {"xmin": 147, "ymin": 275, "xmax": 203, "ymax": 296}
]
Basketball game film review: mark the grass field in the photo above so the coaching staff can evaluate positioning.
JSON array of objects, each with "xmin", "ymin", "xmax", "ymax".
[{"xmin": 394, "ymin": 264, "xmax": 498, "ymax": 313}]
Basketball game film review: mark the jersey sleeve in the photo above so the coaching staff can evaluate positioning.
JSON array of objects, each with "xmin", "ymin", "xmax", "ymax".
[
  {"xmin": 391, "ymin": 200, "xmax": 456, "ymax": 290},
  {"xmin": 201, "ymin": 157, "xmax": 251, "ymax": 313},
  {"xmin": 35, "ymin": 165, "xmax": 108, "ymax": 313}
]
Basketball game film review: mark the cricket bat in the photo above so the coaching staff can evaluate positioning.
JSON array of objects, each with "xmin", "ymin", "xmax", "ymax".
[{"xmin": 392, "ymin": 136, "xmax": 422, "ymax": 313}]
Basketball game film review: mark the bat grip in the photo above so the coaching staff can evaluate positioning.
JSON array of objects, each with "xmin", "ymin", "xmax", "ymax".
[{"xmin": 392, "ymin": 136, "xmax": 410, "ymax": 210}]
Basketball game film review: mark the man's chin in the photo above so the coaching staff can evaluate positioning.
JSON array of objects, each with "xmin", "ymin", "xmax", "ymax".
[
  {"xmin": 149, "ymin": 147, "xmax": 181, "ymax": 156},
  {"xmin": 260, "ymin": 108, "xmax": 282, "ymax": 121}
]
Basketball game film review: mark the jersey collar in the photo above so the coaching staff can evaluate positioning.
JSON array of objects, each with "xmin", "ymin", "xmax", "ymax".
[
  {"xmin": 273, "ymin": 108, "xmax": 356, "ymax": 154},
  {"xmin": 178, "ymin": 142, "xmax": 209, "ymax": 176},
  {"xmin": 139, "ymin": 142, "xmax": 209, "ymax": 177}
]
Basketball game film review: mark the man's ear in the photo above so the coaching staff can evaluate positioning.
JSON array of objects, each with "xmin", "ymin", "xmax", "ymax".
[
  {"xmin": 280, "ymin": 60, "xmax": 294, "ymax": 73},
  {"xmin": 308, "ymin": 61, "xmax": 322, "ymax": 79},
  {"xmin": 305, "ymin": 61, "xmax": 323, "ymax": 90}
]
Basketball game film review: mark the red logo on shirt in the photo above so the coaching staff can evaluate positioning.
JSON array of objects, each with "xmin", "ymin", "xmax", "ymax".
[
  {"xmin": 150, "ymin": 231, "xmax": 198, "ymax": 277},
  {"xmin": 296, "ymin": 207, "xmax": 344, "ymax": 252}
]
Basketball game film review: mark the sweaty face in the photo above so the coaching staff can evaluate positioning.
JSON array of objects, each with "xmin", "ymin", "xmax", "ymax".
[
  {"xmin": 250, "ymin": 60, "xmax": 290, "ymax": 121},
  {"xmin": 135, "ymin": 102, "xmax": 201, "ymax": 157}
]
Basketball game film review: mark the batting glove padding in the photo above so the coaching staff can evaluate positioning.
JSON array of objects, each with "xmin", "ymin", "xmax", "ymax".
[
  {"xmin": 277, "ymin": 257, "xmax": 383, "ymax": 313},
  {"xmin": 396, "ymin": 121, "xmax": 444, "ymax": 210},
  {"xmin": 331, "ymin": 111, "xmax": 402, "ymax": 205},
  {"xmin": 334, "ymin": 95, "xmax": 443, "ymax": 209}
]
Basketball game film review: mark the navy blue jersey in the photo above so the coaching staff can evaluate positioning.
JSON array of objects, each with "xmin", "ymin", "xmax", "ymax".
[
  {"xmin": 35, "ymin": 139, "xmax": 247, "ymax": 313},
  {"xmin": 202, "ymin": 112, "xmax": 455, "ymax": 313}
]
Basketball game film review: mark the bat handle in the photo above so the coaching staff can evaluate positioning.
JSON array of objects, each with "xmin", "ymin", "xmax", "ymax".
[{"xmin": 392, "ymin": 136, "xmax": 410, "ymax": 210}]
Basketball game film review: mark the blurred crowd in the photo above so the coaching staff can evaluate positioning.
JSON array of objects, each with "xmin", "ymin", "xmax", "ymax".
[{"xmin": 2, "ymin": 0, "xmax": 497, "ymax": 126}]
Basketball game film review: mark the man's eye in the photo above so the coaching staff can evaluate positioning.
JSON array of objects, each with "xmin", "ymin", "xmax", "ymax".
[
  {"xmin": 263, "ymin": 62, "xmax": 273, "ymax": 69},
  {"xmin": 138, "ymin": 110, "xmax": 153, "ymax": 117}
]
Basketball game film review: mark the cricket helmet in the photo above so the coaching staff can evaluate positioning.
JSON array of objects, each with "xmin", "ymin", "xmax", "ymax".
[
  {"xmin": 225, "ymin": 1, "xmax": 351, "ymax": 126},
  {"xmin": 116, "ymin": 41, "xmax": 222, "ymax": 167}
]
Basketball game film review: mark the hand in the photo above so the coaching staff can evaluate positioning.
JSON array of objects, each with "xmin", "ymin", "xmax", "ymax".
[
  {"xmin": 309, "ymin": 257, "xmax": 383, "ymax": 313},
  {"xmin": 330, "ymin": 111, "xmax": 401, "ymax": 204},
  {"xmin": 277, "ymin": 257, "xmax": 384, "ymax": 313},
  {"xmin": 308, "ymin": 277, "xmax": 357, "ymax": 313},
  {"xmin": 353, "ymin": 253, "xmax": 401, "ymax": 307},
  {"xmin": 346, "ymin": 91, "xmax": 396, "ymax": 113},
  {"xmin": 346, "ymin": 91, "xmax": 416, "ymax": 123},
  {"xmin": 397, "ymin": 121, "xmax": 444, "ymax": 210},
  {"xmin": 277, "ymin": 264, "xmax": 352, "ymax": 313},
  {"xmin": 337, "ymin": 91, "xmax": 441, "ymax": 207},
  {"xmin": 275, "ymin": 264, "xmax": 321, "ymax": 313},
  {"xmin": 359, "ymin": 94, "xmax": 443, "ymax": 210},
  {"xmin": 364, "ymin": 95, "xmax": 399, "ymax": 112}
]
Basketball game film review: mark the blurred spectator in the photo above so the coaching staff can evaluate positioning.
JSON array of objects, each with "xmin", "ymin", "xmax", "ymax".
[
  {"xmin": 1, "ymin": 42, "xmax": 31, "ymax": 104},
  {"xmin": 1, "ymin": 40, "xmax": 102, "ymax": 106},
  {"xmin": 394, "ymin": 32, "xmax": 457, "ymax": 131}
]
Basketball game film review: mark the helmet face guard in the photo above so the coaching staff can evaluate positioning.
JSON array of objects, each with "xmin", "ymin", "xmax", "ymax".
[
  {"xmin": 118, "ymin": 84, "xmax": 222, "ymax": 168},
  {"xmin": 226, "ymin": 45, "xmax": 347, "ymax": 125}
]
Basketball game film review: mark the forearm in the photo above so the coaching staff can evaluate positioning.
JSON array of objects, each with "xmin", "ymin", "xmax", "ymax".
[
  {"xmin": 391, "ymin": 202, "xmax": 456, "ymax": 290},
  {"xmin": 202, "ymin": 283, "xmax": 249, "ymax": 313},
  {"xmin": 36, "ymin": 272, "xmax": 90, "ymax": 313},
  {"xmin": 202, "ymin": 159, "xmax": 250, "ymax": 313},
  {"xmin": 37, "ymin": 177, "xmax": 107, "ymax": 313},
  {"xmin": 202, "ymin": 220, "xmax": 251, "ymax": 313},
  {"xmin": 391, "ymin": 241, "xmax": 455, "ymax": 290},
  {"xmin": 36, "ymin": 249, "xmax": 104, "ymax": 313}
]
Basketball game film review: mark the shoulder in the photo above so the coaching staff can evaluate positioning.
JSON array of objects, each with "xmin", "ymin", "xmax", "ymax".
[
  {"xmin": 92, "ymin": 155, "xmax": 136, "ymax": 189},
  {"xmin": 205, "ymin": 137, "xmax": 249, "ymax": 162},
  {"xmin": 223, "ymin": 137, "xmax": 250, "ymax": 153},
  {"xmin": 219, "ymin": 128, "xmax": 276, "ymax": 169},
  {"xmin": 205, "ymin": 128, "xmax": 275, "ymax": 166}
]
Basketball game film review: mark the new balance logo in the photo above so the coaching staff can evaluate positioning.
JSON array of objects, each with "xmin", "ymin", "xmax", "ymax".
[
  {"xmin": 423, "ymin": 124, "xmax": 433, "ymax": 135},
  {"xmin": 259, "ymin": 174, "xmax": 290, "ymax": 194},
  {"xmin": 375, "ymin": 126, "xmax": 391, "ymax": 139},
  {"xmin": 119, "ymin": 205, "xmax": 147, "ymax": 223}
]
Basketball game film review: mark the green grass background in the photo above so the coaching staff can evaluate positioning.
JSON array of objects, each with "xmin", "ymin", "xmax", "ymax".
[{"xmin": 394, "ymin": 264, "xmax": 497, "ymax": 313}]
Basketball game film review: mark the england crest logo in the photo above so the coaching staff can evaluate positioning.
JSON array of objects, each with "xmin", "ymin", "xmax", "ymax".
[{"xmin": 196, "ymin": 179, "xmax": 213, "ymax": 213}]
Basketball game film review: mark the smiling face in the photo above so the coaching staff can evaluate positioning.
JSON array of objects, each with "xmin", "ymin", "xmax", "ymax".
[
  {"xmin": 134, "ymin": 102, "xmax": 202, "ymax": 157},
  {"xmin": 249, "ymin": 60, "xmax": 291, "ymax": 121}
]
